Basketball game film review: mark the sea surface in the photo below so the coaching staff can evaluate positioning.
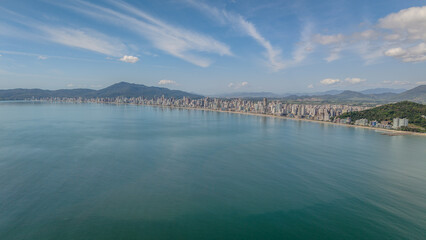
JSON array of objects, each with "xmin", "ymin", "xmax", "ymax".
[{"xmin": 0, "ymin": 101, "xmax": 425, "ymax": 240}]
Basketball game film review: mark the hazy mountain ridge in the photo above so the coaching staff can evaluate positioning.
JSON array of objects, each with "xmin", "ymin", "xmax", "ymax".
[
  {"xmin": 0, "ymin": 83, "xmax": 424, "ymax": 103},
  {"xmin": 360, "ymin": 88, "xmax": 406, "ymax": 94},
  {"xmin": 282, "ymin": 85, "xmax": 425, "ymax": 104},
  {"xmin": 0, "ymin": 82, "xmax": 202, "ymax": 100},
  {"xmin": 217, "ymin": 88, "xmax": 407, "ymax": 99}
]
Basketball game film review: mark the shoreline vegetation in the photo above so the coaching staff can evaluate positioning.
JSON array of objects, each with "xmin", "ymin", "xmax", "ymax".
[{"xmin": 27, "ymin": 99, "xmax": 426, "ymax": 137}]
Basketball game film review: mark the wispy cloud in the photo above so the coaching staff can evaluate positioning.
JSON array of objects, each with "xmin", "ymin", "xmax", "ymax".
[
  {"xmin": 345, "ymin": 77, "xmax": 366, "ymax": 84},
  {"xmin": 39, "ymin": 26, "xmax": 127, "ymax": 57},
  {"xmin": 320, "ymin": 77, "xmax": 367, "ymax": 86},
  {"xmin": 292, "ymin": 22, "xmax": 315, "ymax": 64},
  {"xmin": 228, "ymin": 81, "xmax": 249, "ymax": 89},
  {"xmin": 0, "ymin": 8, "xmax": 128, "ymax": 58},
  {"xmin": 0, "ymin": 50, "xmax": 112, "ymax": 62},
  {"xmin": 57, "ymin": 0, "xmax": 231, "ymax": 67},
  {"xmin": 185, "ymin": 0, "xmax": 286, "ymax": 71}
]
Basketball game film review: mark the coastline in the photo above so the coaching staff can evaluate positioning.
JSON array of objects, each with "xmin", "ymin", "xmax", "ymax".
[
  {"xmin": 15, "ymin": 100, "xmax": 426, "ymax": 137},
  {"xmin": 147, "ymin": 104, "xmax": 426, "ymax": 137}
]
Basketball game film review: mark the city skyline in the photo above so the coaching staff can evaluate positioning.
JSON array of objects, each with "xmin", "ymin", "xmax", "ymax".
[{"xmin": 1, "ymin": 0, "xmax": 426, "ymax": 94}]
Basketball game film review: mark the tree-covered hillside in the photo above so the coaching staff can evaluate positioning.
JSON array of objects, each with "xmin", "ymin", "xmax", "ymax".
[
  {"xmin": 338, "ymin": 101, "xmax": 426, "ymax": 132},
  {"xmin": 0, "ymin": 82, "xmax": 203, "ymax": 100}
]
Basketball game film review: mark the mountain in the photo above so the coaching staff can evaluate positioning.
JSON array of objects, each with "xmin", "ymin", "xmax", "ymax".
[
  {"xmin": 0, "ymin": 82, "xmax": 202, "ymax": 100},
  {"xmin": 338, "ymin": 101, "xmax": 426, "ymax": 132},
  {"xmin": 283, "ymin": 90, "xmax": 396, "ymax": 103},
  {"xmin": 0, "ymin": 88, "xmax": 96, "ymax": 100},
  {"xmin": 360, "ymin": 88, "xmax": 406, "ymax": 94},
  {"xmin": 289, "ymin": 90, "xmax": 344, "ymax": 96},
  {"xmin": 93, "ymin": 82, "xmax": 202, "ymax": 99},
  {"xmin": 281, "ymin": 85, "xmax": 425, "ymax": 103},
  {"xmin": 392, "ymin": 85, "xmax": 426, "ymax": 103},
  {"xmin": 219, "ymin": 88, "xmax": 415, "ymax": 100}
]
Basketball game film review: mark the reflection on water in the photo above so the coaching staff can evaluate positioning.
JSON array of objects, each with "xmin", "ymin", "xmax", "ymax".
[{"xmin": 0, "ymin": 102, "xmax": 425, "ymax": 240}]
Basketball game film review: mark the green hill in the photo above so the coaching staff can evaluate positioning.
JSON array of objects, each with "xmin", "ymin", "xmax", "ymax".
[{"xmin": 338, "ymin": 101, "xmax": 426, "ymax": 132}]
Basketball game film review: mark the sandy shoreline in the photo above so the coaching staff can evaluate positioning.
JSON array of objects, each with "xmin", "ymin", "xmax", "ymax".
[
  {"xmin": 23, "ymin": 100, "xmax": 426, "ymax": 137},
  {"xmin": 147, "ymin": 104, "xmax": 426, "ymax": 137}
]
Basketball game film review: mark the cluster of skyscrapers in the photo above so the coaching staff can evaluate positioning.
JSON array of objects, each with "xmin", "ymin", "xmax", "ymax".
[{"xmin": 41, "ymin": 96, "xmax": 370, "ymax": 122}]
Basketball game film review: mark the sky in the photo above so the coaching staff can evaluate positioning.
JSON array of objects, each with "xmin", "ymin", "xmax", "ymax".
[{"xmin": 0, "ymin": 0, "xmax": 426, "ymax": 94}]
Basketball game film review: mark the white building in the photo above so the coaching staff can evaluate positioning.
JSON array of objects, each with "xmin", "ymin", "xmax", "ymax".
[{"xmin": 393, "ymin": 118, "xmax": 408, "ymax": 129}]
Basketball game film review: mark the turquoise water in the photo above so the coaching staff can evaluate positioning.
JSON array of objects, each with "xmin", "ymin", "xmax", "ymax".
[{"xmin": 0, "ymin": 101, "xmax": 425, "ymax": 239}]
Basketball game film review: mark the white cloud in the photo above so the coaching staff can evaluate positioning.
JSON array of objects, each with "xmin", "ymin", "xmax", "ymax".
[
  {"xmin": 416, "ymin": 81, "xmax": 426, "ymax": 85},
  {"xmin": 38, "ymin": 55, "xmax": 48, "ymax": 60},
  {"xmin": 313, "ymin": 34, "xmax": 344, "ymax": 62},
  {"xmin": 378, "ymin": 6, "xmax": 426, "ymax": 41},
  {"xmin": 307, "ymin": 84, "xmax": 314, "ymax": 89},
  {"xmin": 62, "ymin": 0, "xmax": 231, "ymax": 67},
  {"xmin": 312, "ymin": 6, "xmax": 426, "ymax": 63},
  {"xmin": 385, "ymin": 43, "xmax": 426, "ymax": 62},
  {"xmin": 228, "ymin": 81, "xmax": 249, "ymax": 89},
  {"xmin": 158, "ymin": 79, "xmax": 177, "ymax": 85},
  {"xmin": 344, "ymin": 77, "xmax": 366, "ymax": 84},
  {"xmin": 185, "ymin": 0, "xmax": 286, "ymax": 71},
  {"xmin": 384, "ymin": 47, "xmax": 406, "ymax": 57},
  {"xmin": 320, "ymin": 78, "xmax": 341, "ymax": 85},
  {"xmin": 67, "ymin": 84, "xmax": 74, "ymax": 88},
  {"xmin": 119, "ymin": 55, "xmax": 139, "ymax": 63},
  {"xmin": 314, "ymin": 34, "xmax": 344, "ymax": 45},
  {"xmin": 319, "ymin": 77, "xmax": 366, "ymax": 86}
]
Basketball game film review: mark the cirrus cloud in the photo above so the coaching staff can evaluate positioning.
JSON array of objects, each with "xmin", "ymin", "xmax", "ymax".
[
  {"xmin": 60, "ymin": 0, "xmax": 232, "ymax": 68},
  {"xmin": 184, "ymin": 0, "xmax": 286, "ymax": 71}
]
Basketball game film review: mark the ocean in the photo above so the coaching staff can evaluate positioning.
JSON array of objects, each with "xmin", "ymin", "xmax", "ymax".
[{"xmin": 1, "ymin": 101, "xmax": 425, "ymax": 239}]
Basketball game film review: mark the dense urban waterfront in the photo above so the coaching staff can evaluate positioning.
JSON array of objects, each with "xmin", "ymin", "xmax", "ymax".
[
  {"xmin": 34, "ymin": 96, "xmax": 425, "ymax": 135},
  {"xmin": 1, "ymin": 101, "xmax": 425, "ymax": 239}
]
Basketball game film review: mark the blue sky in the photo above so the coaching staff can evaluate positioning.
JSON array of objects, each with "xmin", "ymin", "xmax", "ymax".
[{"xmin": 0, "ymin": 0, "xmax": 425, "ymax": 94}]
